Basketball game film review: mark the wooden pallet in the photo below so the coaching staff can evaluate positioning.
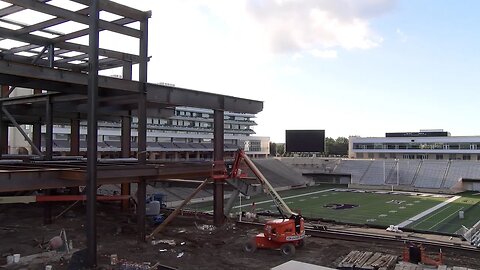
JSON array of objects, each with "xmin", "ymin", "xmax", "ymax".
[{"xmin": 338, "ymin": 250, "xmax": 398, "ymax": 270}]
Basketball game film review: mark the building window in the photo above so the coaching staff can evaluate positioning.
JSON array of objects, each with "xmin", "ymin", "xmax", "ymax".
[
  {"xmin": 436, "ymin": 154, "xmax": 443, "ymax": 160},
  {"xmin": 368, "ymin": 153, "xmax": 374, "ymax": 159},
  {"xmin": 449, "ymin": 154, "xmax": 456, "ymax": 160},
  {"xmin": 450, "ymin": 144, "xmax": 460, "ymax": 150},
  {"xmin": 463, "ymin": 154, "xmax": 471, "ymax": 160},
  {"xmin": 389, "ymin": 153, "xmax": 396, "ymax": 159},
  {"xmin": 379, "ymin": 153, "xmax": 385, "ymax": 159}
]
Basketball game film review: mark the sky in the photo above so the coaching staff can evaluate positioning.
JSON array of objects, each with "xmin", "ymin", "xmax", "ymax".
[{"xmin": 4, "ymin": 0, "xmax": 478, "ymax": 143}]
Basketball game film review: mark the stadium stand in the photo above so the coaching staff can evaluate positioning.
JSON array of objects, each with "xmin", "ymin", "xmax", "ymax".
[
  {"xmin": 360, "ymin": 160, "xmax": 397, "ymax": 185},
  {"xmin": 397, "ymin": 160, "xmax": 422, "ymax": 186},
  {"xmin": 413, "ymin": 161, "xmax": 449, "ymax": 189},
  {"xmin": 251, "ymin": 159, "xmax": 313, "ymax": 188},
  {"xmin": 332, "ymin": 159, "xmax": 370, "ymax": 184},
  {"xmin": 444, "ymin": 161, "xmax": 480, "ymax": 188}
]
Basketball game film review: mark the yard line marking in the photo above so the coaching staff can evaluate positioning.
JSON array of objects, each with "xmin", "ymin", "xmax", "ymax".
[
  {"xmin": 396, "ymin": 196, "xmax": 461, "ymax": 228},
  {"xmin": 427, "ymin": 206, "xmax": 464, "ymax": 231},
  {"xmin": 409, "ymin": 205, "xmax": 452, "ymax": 229},
  {"xmin": 206, "ymin": 188, "xmax": 334, "ymax": 213}
]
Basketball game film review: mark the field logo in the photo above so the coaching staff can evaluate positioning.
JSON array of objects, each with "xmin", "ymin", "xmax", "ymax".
[{"xmin": 323, "ymin": 203, "xmax": 358, "ymax": 210}]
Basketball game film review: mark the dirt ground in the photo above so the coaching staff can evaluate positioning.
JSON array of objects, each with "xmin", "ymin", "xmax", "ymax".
[{"xmin": 1, "ymin": 203, "xmax": 479, "ymax": 270}]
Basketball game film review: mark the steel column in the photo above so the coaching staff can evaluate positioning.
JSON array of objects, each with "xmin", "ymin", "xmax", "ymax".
[
  {"xmin": 0, "ymin": 85, "xmax": 8, "ymax": 155},
  {"xmin": 136, "ymin": 18, "xmax": 148, "ymax": 241},
  {"xmin": 121, "ymin": 61, "xmax": 132, "ymax": 210},
  {"xmin": 32, "ymin": 89, "xmax": 42, "ymax": 153},
  {"xmin": 213, "ymin": 109, "xmax": 225, "ymax": 226},
  {"xmin": 45, "ymin": 96, "xmax": 53, "ymax": 160},
  {"xmin": 48, "ymin": 44, "xmax": 55, "ymax": 67},
  {"xmin": 86, "ymin": 0, "xmax": 99, "ymax": 267},
  {"xmin": 70, "ymin": 118, "xmax": 80, "ymax": 156}
]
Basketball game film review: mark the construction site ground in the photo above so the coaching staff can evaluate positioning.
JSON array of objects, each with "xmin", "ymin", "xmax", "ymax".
[{"xmin": 1, "ymin": 203, "xmax": 479, "ymax": 270}]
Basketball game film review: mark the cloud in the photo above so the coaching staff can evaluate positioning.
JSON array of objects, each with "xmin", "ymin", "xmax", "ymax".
[
  {"xmin": 396, "ymin": 28, "xmax": 408, "ymax": 43},
  {"xmin": 245, "ymin": 0, "xmax": 395, "ymax": 54},
  {"xmin": 310, "ymin": 49, "xmax": 338, "ymax": 58}
]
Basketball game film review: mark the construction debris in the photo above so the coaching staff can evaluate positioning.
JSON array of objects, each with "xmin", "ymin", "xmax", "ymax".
[
  {"xmin": 338, "ymin": 250, "xmax": 398, "ymax": 270},
  {"xmin": 194, "ymin": 222, "xmax": 216, "ymax": 232},
  {"xmin": 151, "ymin": 239, "xmax": 176, "ymax": 246}
]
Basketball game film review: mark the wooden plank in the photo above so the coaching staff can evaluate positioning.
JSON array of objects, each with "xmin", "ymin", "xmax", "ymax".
[
  {"xmin": 356, "ymin": 251, "xmax": 373, "ymax": 268},
  {"xmin": 364, "ymin": 252, "xmax": 383, "ymax": 266}
]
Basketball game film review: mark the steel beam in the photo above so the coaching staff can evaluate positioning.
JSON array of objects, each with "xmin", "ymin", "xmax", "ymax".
[
  {"xmin": 2, "ymin": 0, "xmax": 141, "ymax": 38},
  {"xmin": 0, "ymin": 27, "xmax": 140, "ymax": 63},
  {"xmin": 213, "ymin": 109, "xmax": 225, "ymax": 226},
  {"xmin": 70, "ymin": 0, "xmax": 150, "ymax": 21},
  {"xmin": 1, "ymin": 107, "xmax": 42, "ymax": 156},
  {"xmin": 146, "ymin": 84, "xmax": 263, "ymax": 114},
  {"xmin": 86, "ymin": 1, "xmax": 99, "ymax": 267},
  {"xmin": 0, "ymin": 60, "xmax": 139, "ymax": 93},
  {"xmin": 0, "ymin": 60, "xmax": 263, "ymax": 114}
]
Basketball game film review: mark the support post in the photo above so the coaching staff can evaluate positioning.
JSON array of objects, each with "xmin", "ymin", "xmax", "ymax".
[
  {"xmin": 44, "ymin": 96, "xmax": 53, "ymax": 160},
  {"xmin": 86, "ymin": 0, "xmax": 100, "ymax": 267},
  {"xmin": 213, "ymin": 109, "xmax": 225, "ymax": 226},
  {"xmin": 136, "ymin": 17, "xmax": 149, "ymax": 241},
  {"xmin": 33, "ymin": 89, "xmax": 42, "ymax": 154},
  {"xmin": 0, "ymin": 85, "xmax": 8, "ymax": 155},
  {"xmin": 70, "ymin": 118, "xmax": 80, "ymax": 156},
  {"xmin": 121, "ymin": 61, "xmax": 133, "ymax": 211}
]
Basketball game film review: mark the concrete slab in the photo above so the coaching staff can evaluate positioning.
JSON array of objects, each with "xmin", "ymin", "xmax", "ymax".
[{"xmin": 271, "ymin": 260, "xmax": 335, "ymax": 270}]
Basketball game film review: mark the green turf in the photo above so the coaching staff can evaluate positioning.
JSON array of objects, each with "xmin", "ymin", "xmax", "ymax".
[
  {"xmin": 187, "ymin": 185, "xmax": 450, "ymax": 228},
  {"xmin": 281, "ymin": 190, "xmax": 446, "ymax": 226},
  {"xmin": 185, "ymin": 185, "xmax": 480, "ymax": 234},
  {"xmin": 407, "ymin": 192, "xmax": 480, "ymax": 233}
]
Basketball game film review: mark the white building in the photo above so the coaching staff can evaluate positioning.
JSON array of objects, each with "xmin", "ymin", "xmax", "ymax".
[{"xmin": 349, "ymin": 129, "xmax": 480, "ymax": 160}]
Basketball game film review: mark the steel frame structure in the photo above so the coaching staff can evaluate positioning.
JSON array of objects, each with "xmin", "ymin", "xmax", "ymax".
[{"xmin": 0, "ymin": 0, "xmax": 263, "ymax": 266}]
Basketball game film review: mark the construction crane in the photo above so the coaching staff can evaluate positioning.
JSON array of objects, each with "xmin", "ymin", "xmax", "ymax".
[{"xmin": 230, "ymin": 149, "xmax": 305, "ymax": 256}]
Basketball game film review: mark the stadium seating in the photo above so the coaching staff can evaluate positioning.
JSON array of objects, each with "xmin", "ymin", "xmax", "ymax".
[
  {"xmin": 251, "ymin": 159, "xmax": 313, "ymax": 187},
  {"xmin": 333, "ymin": 159, "xmax": 371, "ymax": 184},
  {"xmin": 444, "ymin": 161, "xmax": 480, "ymax": 188},
  {"xmin": 412, "ymin": 161, "xmax": 448, "ymax": 188}
]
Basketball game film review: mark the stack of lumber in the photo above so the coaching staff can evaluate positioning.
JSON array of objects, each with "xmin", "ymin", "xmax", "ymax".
[{"xmin": 338, "ymin": 250, "xmax": 398, "ymax": 270}]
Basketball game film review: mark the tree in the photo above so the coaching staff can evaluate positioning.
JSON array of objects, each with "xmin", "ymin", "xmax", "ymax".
[
  {"xmin": 269, "ymin": 142, "xmax": 277, "ymax": 156},
  {"xmin": 325, "ymin": 137, "xmax": 349, "ymax": 156}
]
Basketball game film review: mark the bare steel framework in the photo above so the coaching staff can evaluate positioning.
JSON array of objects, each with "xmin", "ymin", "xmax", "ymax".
[{"xmin": 0, "ymin": 0, "xmax": 263, "ymax": 266}]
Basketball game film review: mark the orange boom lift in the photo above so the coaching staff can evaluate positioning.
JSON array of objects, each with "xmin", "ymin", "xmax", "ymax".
[{"xmin": 230, "ymin": 149, "xmax": 305, "ymax": 256}]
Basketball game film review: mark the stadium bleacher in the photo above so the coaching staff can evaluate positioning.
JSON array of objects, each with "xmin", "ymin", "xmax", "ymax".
[{"xmin": 412, "ymin": 161, "xmax": 448, "ymax": 189}]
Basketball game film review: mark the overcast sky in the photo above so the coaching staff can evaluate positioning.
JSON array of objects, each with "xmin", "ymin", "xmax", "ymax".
[{"xmin": 105, "ymin": 1, "xmax": 480, "ymax": 142}]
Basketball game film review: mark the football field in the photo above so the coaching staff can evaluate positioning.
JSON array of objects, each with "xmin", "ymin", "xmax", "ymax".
[{"xmin": 187, "ymin": 185, "xmax": 480, "ymax": 235}]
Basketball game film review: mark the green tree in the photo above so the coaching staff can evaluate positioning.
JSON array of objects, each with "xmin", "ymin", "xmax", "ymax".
[
  {"xmin": 325, "ymin": 137, "xmax": 349, "ymax": 156},
  {"xmin": 269, "ymin": 142, "xmax": 277, "ymax": 156},
  {"xmin": 276, "ymin": 143, "xmax": 285, "ymax": 156}
]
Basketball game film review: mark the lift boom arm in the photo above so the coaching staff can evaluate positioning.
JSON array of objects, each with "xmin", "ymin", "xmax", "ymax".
[{"xmin": 231, "ymin": 149, "xmax": 295, "ymax": 217}]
